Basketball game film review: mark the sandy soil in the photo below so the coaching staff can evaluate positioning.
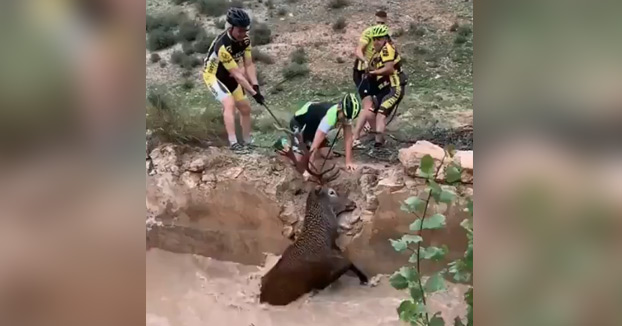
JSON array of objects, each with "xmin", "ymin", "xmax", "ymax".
[{"xmin": 146, "ymin": 249, "xmax": 468, "ymax": 326}]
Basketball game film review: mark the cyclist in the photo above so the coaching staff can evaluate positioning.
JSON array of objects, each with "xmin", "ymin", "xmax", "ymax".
[
  {"xmin": 353, "ymin": 10, "xmax": 388, "ymax": 98},
  {"xmin": 276, "ymin": 93, "xmax": 361, "ymax": 172},
  {"xmin": 353, "ymin": 24, "xmax": 407, "ymax": 148},
  {"xmin": 202, "ymin": 8, "xmax": 266, "ymax": 153},
  {"xmin": 353, "ymin": 11, "xmax": 388, "ymax": 138}
]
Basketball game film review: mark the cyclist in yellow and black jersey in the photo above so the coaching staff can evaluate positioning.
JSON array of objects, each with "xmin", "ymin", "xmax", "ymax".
[
  {"xmin": 352, "ymin": 10, "xmax": 388, "ymax": 99},
  {"xmin": 353, "ymin": 24, "xmax": 408, "ymax": 148},
  {"xmin": 202, "ymin": 8, "xmax": 266, "ymax": 153}
]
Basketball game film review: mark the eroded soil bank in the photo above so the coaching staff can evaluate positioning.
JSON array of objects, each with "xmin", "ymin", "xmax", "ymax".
[
  {"xmin": 146, "ymin": 249, "xmax": 469, "ymax": 326},
  {"xmin": 146, "ymin": 140, "xmax": 473, "ymax": 325}
]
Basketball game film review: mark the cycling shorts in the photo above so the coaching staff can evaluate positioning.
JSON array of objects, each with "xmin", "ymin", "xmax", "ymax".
[{"xmin": 202, "ymin": 72, "xmax": 247, "ymax": 103}]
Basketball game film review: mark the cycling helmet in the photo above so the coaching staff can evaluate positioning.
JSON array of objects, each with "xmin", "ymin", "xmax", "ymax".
[
  {"xmin": 369, "ymin": 24, "xmax": 389, "ymax": 38},
  {"xmin": 226, "ymin": 7, "xmax": 251, "ymax": 30},
  {"xmin": 340, "ymin": 93, "xmax": 361, "ymax": 120}
]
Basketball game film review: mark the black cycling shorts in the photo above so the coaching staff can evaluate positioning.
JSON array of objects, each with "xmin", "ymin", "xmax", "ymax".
[
  {"xmin": 289, "ymin": 118, "xmax": 329, "ymax": 151},
  {"xmin": 353, "ymin": 69, "xmax": 372, "ymax": 99},
  {"xmin": 370, "ymin": 84, "xmax": 406, "ymax": 117}
]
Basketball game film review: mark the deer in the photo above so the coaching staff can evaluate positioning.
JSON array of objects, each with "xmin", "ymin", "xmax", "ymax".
[{"xmin": 259, "ymin": 126, "xmax": 368, "ymax": 306}]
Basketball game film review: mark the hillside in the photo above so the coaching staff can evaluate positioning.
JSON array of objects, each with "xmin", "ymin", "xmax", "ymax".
[{"xmin": 145, "ymin": 0, "xmax": 473, "ymax": 158}]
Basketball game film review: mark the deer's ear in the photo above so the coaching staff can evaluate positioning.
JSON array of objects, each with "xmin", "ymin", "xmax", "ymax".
[{"xmin": 314, "ymin": 185, "xmax": 322, "ymax": 193}]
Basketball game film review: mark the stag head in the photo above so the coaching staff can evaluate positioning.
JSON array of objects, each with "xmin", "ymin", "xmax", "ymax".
[{"xmin": 274, "ymin": 124, "xmax": 340, "ymax": 185}]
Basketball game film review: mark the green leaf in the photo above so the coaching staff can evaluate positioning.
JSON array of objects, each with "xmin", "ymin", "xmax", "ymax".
[
  {"xmin": 410, "ymin": 214, "xmax": 446, "ymax": 231},
  {"xmin": 397, "ymin": 300, "xmax": 417, "ymax": 321},
  {"xmin": 409, "ymin": 285, "xmax": 423, "ymax": 300},
  {"xmin": 404, "ymin": 196, "xmax": 426, "ymax": 213},
  {"xmin": 439, "ymin": 189, "xmax": 456, "ymax": 204},
  {"xmin": 390, "ymin": 235, "xmax": 423, "ymax": 252},
  {"xmin": 408, "ymin": 253, "xmax": 418, "ymax": 263},
  {"xmin": 428, "ymin": 180, "xmax": 443, "ymax": 202},
  {"xmin": 420, "ymin": 155, "xmax": 435, "ymax": 176},
  {"xmin": 420, "ymin": 246, "xmax": 448, "ymax": 261},
  {"xmin": 430, "ymin": 313, "xmax": 445, "ymax": 326},
  {"xmin": 389, "ymin": 273, "xmax": 409, "ymax": 289},
  {"xmin": 424, "ymin": 272, "xmax": 446, "ymax": 293},
  {"xmin": 403, "ymin": 234, "xmax": 423, "ymax": 245},
  {"xmin": 445, "ymin": 144, "xmax": 457, "ymax": 158},
  {"xmin": 445, "ymin": 165, "xmax": 462, "ymax": 183},
  {"xmin": 399, "ymin": 266, "xmax": 419, "ymax": 282},
  {"xmin": 390, "ymin": 239, "xmax": 407, "ymax": 252},
  {"xmin": 466, "ymin": 199, "xmax": 473, "ymax": 217}
]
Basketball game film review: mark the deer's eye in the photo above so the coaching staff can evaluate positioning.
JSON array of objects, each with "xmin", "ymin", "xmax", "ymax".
[{"xmin": 328, "ymin": 189, "xmax": 337, "ymax": 197}]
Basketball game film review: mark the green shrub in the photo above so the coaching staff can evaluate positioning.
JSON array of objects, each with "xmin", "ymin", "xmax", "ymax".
[
  {"xmin": 182, "ymin": 79, "xmax": 195, "ymax": 90},
  {"xmin": 146, "ymin": 12, "xmax": 184, "ymax": 32},
  {"xmin": 147, "ymin": 87, "xmax": 170, "ymax": 113},
  {"xmin": 251, "ymin": 48, "xmax": 274, "ymax": 64},
  {"xmin": 170, "ymin": 0, "xmax": 189, "ymax": 4},
  {"xmin": 194, "ymin": 32, "xmax": 216, "ymax": 53},
  {"xmin": 150, "ymin": 53, "xmax": 161, "ymax": 63},
  {"xmin": 171, "ymin": 50, "xmax": 185, "ymax": 64},
  {"xmin": 147, "ymin": 28, "xmax": 178, "ymax": 51},
  {"xmin": 454, "ymin": 34, "xmax": 468, "ymax": 45},
  {"xmin": 336, "ymin": 56, "xmax": 345, "ymax": 63},
  {"xmin": 282, "ymin": 62, "xmax": 309, "ymax": 79},
  {"xmin": 289, "ymin": 48, "xmax": 307, "ymax": 64},
  {"xmin": 181, "ymin": 55, "xmax": 202, "ymax": 69},
  {"xmin": 286, "ymin": 0, "xmax": 298, "ymax": 2},
  {"xmin": 182, "ymin": 41, "xmax": 195, "ymax": 55},
  {"xmin": 332, "ymin": 17, "xmax": 347, "ymax": 31},
  {"xmin": 214, "ymin": 18, "xmax": 226, "ymax": 29},
  {"xmin": 181, "ymin": 70, "xmax": 194, "ymax": 78},
  {"xmin": 265, "ymin": 0, "xmax": 274, "ymax": 9},
  {"xmin": 457, "ymin": 25, "xmax": 472, "ymax": 37},
  {"xmin": 251, "ymin": 23, "xmax": 272, "ymax": 45},
  {"xmin": 409, "ymin": 22, "xmax": 426, "ymax": 37},
  {"xmin": 195, "ymin": 0, "xmax": 229, "ymax": 16},
  {"xmin": 392, "ymin": 27, "xmax": 405, "ymax": 37},
  {"xmin": 178, "ymin": 21, "xmax": 202, "ymax": 42},
  {"xmin": 277, "ymin": 7, "xmax": 287, "ymax": 16},
  {"xmin": 159, "ymin": 61, "xmax": 167, "ymax": 68},
  {"xmin": 328, "ymin": 0, "xmax": 349, "ymax": 9}
]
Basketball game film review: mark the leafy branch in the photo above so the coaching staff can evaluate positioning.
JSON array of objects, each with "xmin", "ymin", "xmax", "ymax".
[{"xmin": 389, "ymin": 145, "xmax": 472, "ymax": 326}]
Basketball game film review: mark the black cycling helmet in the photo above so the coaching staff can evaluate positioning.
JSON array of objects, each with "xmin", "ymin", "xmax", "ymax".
[
  {"xmin": 226, "ymin": 7, "xmax": 251, "ymax": 30},
  {"xmin": 340, "ymin": 93, "xmax": 361, "ymax": 120}
]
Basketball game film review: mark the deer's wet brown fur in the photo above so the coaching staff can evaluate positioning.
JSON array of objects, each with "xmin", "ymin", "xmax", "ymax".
[{"xmin": 259, "ymin": 186, "xmax": 368, "ymax": 306}]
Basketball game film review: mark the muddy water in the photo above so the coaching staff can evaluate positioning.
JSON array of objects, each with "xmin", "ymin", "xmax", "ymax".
[{"xmin": 146, "ymin": 249, "xmax": 468, "ymax": 326}]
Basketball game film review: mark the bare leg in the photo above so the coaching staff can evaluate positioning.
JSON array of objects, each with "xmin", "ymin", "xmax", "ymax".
[
  {"xmin": 222, "ymin": 96, "xmax": 237, "ymax": 145},
  {"xmin": 353, "ymin": 96, "xmax": 374, "ymax": 140},
  {"xmin": 236, "ymin": 99, "xmax": 252, "ymax": 143},
  {"xmin": 375, "ymin": 112, "xmax": 387, "ymax": 145}
]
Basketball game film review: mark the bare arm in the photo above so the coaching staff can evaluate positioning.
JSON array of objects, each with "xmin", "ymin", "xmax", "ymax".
[
  {"xmin": 229, "ymin": 67, "xmax": 257, "ymax": 95},
  {"xmin": 243, "ymin": 52, "xmax": 259, "ymax": 86},
  {"xmin": 370, "ymin": 61, "xmax": 395, "ymax": 76},
  {"xmin": 354, "ymin": 43, "xmax": 368, "ymax": 64},
  {"xmin": 309, "ymin": 129, "xmax": 327, "ymax": 162},
  {"xmin": 343, "ymin": 124, "xmax": 353, "ymax": 165}
]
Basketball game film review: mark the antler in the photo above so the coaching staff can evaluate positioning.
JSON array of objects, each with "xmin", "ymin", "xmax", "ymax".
[{"xmin": 274, "ymin": 123, "xmax": 340, "ymax": 185}]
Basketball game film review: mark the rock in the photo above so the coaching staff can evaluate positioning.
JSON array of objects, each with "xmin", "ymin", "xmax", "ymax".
[
  {"xmin": 187, "ymin": 158, "xmax": 206, "ymax": 172},
  {"xmin": 454, "ymin": 150, "xmax": 473, "ymax": 183},
  {"xmin": 201, "ymin": 172, "xmax": 217, "ymax": 183},
  {"xmin": 180, "ymin": 171, "xmax": 201, "ymax": 189},
  {"xmin": 376, "ymin": 170, "xmax": 405, "ymax": 193},
  {"xmin": 365, "ymin": 194, "xmax": 379, "ymax": 211},
  {"xmin": 398, "ymin": 140, "xmax": 446, "ymax": 178}
]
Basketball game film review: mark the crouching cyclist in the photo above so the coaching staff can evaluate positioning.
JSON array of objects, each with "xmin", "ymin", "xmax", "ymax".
[
  {"xmin": 276, "ymin": 93, "xmax": 361, "ymax": 173},
  {"xmin": 203, "ymin": 8, "xmax": 266, "ymax": 153},
  {"xmin": 353, "ymin": 24, "xmax": 408, "ymax": 148}
]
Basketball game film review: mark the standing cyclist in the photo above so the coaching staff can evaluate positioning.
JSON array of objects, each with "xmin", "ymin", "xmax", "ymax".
[
  {"xmin": 353, "ymin": 24, "xmax": 407, "ymax": 148},
  {"xmin": 203, "ymin": 8, "xmax": 266, "ymax": 153},
  {"xmin": 276, "ymin": 93, "xmax": 361, "ymax": 173}
]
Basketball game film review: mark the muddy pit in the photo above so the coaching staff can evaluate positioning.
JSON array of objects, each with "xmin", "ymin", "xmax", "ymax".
[{"xmin": 146, "ymin": 141, "xmax": 473, "ymax": 326}]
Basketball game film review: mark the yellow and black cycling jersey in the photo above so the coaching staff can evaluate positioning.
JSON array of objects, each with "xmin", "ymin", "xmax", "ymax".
[
  {"xmin": 203, "ymin": 30, "xmax": 252, "ymax": 81},
  {"xmin": 369, "ymin": 41, "xmax": 405, "ymax": 89},
  {"xmin": 353, "ymin": 26, "xmax": 377, "ymax": 71}
]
